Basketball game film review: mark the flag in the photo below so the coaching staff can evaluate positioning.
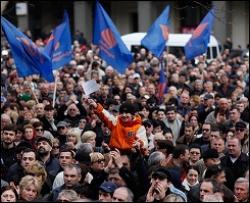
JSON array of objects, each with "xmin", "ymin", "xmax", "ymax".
[
  {"xmin": 93, "ymin": 1, "xmax": 133, "ymax": 73},
  {"xmin": 1, "ymin": 17, "xmax": 54, "ymax": 82},
  {"xmin": 156, "ymin": 61, "xmax": 167, "ymax": 102},
  {"xmin": 141, "ymin": 6, "xmax": 170, "ymax": 58},
  {"xmin": 44, "ymin": 10, "xmax": 72, "ymax": 70},
  {"xmin": 184, "ymin": 9, "xmax": 215, "ymax": 60}
]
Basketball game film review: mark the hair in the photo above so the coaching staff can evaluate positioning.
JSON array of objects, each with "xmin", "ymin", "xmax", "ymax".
[
  {"xmin": 57, "ymin": 189, "xmax": 79, "ymax": 202},
  {"xmin": 81, "ymin": 130, "xmax": 96, "ymax": 143},
  {"xmin": 59, "ymin": 148, "xmax": 76, "ymax": 158},
  {"xmin": 1, "ymin": 186, "xmax": 18, "ymax": 201},
  {"xmin": 2, "ymin": 124, "xmax": 17, "ymax": 133},
  {"xmin": 67, "ymin": 128, "xmax": 81, "ymax": 144},
  {"xmin": 23, "ymin": 123, "xmax": 34, "ymax": 131},
  {"xmin": 201, "ymin": 178, "xmax": 221, "ymax": 193},
  {"xmin": 64, "ymin": 163, "xmax": 82, "ymax": 176},
  {"xmin": 148, "ymin": 151, "xmax": 165, "ymax": 167},
  {"xmin": 204, "ymin": 165, "xmax": 224, "ymax": 179},
  {"xmin": 89, "ymin": 152, "xmax": 104, "ymax": 163},
  {"xmin": 187, "ymin": 165, "xmax": 200, "ymax": 175},
  {"xmin": 173, "ymin": 144, "xmax": 189, "ymax": 159},
  {"xmin": 115, "ymin": 187, "xmax": 134, "ymax": 202},
  {"xmin": 234, "ymin": 177, "xmax": 249, "ymax": 190},
  {"xmin": 32, "ymin": 121, "xmax": 44, "ymax": 129},
  {"xmin": 19, "ymin": 175, "xmax": 41, "ymax": 194},
  {"xmin": 25, "ymin": 161, "xmax": 47, "ymax": 184},
  {"xmin": 22, "ymin": 148, "xmax": 38, "ymax": 160},
  {"xmin": 163, "ymin": 194, "xmax": 185, "ymax": 202}
]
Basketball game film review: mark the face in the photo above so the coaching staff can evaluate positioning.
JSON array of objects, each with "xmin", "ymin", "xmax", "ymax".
[
  {"xmin": 120, "ymin": 112, "xmax": 133, "ymax": 123},
  {"xmin": 229, "ymin": 109, "xmax": 240, "ymax": 122},
  {"xmin": 112, "ymin": 188, "xmax": 129, "ymax": 202},
  {"xmin": 63, "ymin": 167, "xmax": 81, "ymax": 188},
  {"xmin": 79, "ymin": 119, "xmax": 87, "ymax": 129},
  {"xmin": 34, "ymin": 126, "xmax": 44, "ymax": 137},
  {"xmin": 37, "ymin": 141, "xmax": 52, "ymax": 154},
  {"xmin": 227, "ymin": 138, "xmax": 241, "ymax": 158},
  {"xmin": 235, "ymin": 127, "xmax": 246, "ymax": 140},
  {"xmin": 166, "ymin": 111, "xmax": 176, "ymax": 122},
  {"xmin": 3, "ymin": 130, "xmax": 16, "ymax": 145},
  {"xmin": 99, "ymin": 191, "xmax": 112, "ymax": 202},
  {"xmin": 86, "ymin": 136, "xmax": 96, "ymax": 147},
  {"xmin": 24, "ymin": 128, "xmax": 34, "ymax": 140},
  {"xmin": 59, "ymin": 152, "xmax": 74, "ymax": 168},
  {"xmin": 68, "ymin": 105, "xmax": 78, "ymax": 117},
  {"xmin": 202, "ymin": 124, "xmax": 211, "ymax": 139},
  {"xmin": 184, "ymin": 127, "xmax": 194, "ymax": 138},
  {"xmin": 21, "ymin": 152, "xmax": 36, "ymax": 169},
  {"xmin": 58, "ymin": 126, "xmax": 67, "ymax": 135},
  {"xmin": 211, "ymin": 139, "xmax": 225, "ymax": 153},
  {"xmin": 234, "ymin": 182, "xmax": 249, "ymax": 201},
  {"xmin": 157, "ymin": 111, "xmax": 166, "ymax": 121},
  {"xmin": 1, "ymin": 190, "xmax": 16, "ymax": 202},
  {"xmin": 200, "ymin": 181, "xmax": 214, "ymax": 201},
  {"xmin": 216, "ymin": 171, "xmax": 226, "ymax": 184},
  {"xmin": 181, "ymin": 149, "xmax": 190, "ymax": 163},
  {"xmin": 45, "ymin": 109, "xmax": 54, "ymax": 120},
  {"xmin": 20, "ymin": 184, "xmax": 38, "ymax": 201},
  {"xmin": 35, "ymin": 104, "xmax": 44, "ymax": 116},
  {"xmin": 165, "ymin": 133, "xmax": 173, "ymax": 143},
  {"xmin": 187, "ymin": 169, "xmax": 199, "ymax": 186},
  {"xmin": 108, "ymin": 173, "xmax": 126, "ymax": 187},
  {"xmin": 210, "ymin": 131, "xmax": 221, "ymax": 141},
  {"xmin": 67, "ymin": 134, "xmax": 77, "ymax": 144},
  {"xmin": 91, "ymin": 158, "xmax": 105, "ymax": 171},
  {"xmin": 189, "ymin": 148, "xmax": 201, "ymax": 163},
  {"xmin": 150, "ymin": 176, "xmax": 169, "ymax": 200},
  {"xmin": 190, "ymin": 116, "xmax": 198, "ymax": 126}
]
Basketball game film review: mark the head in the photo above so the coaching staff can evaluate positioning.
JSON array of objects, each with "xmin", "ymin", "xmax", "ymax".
[
  {"xmin": 23, "ymin": 124, "xmax": 34, "ymax": 141},
  {"xmin": 226, "ymin": 137, "xmax": 242, "ymax": 158},
  {"xmin": 119, "ymin": 102, "xmax": 136, "ymax": 122},
  {"xmin": 81, "ymin": 130, "xmax": 96, "ymax": 148},
  {"xmin": 108, "ymin": 168, "xmax": 126, "ymax": 187},
  {"xmin": 186, "ymin": 166, "xmax": 199, "ymax": 186},
  {"xmin": 63, "ymin": 164, "xmax": 82, "ymax": 188},
  {"xmin": 184, "ymin": 123, "xmax": 194, "ymax": 139},
  {"xmin": 173, "ymin": 144, "xmax": 190, "ymax": 164},
  {"xmin": 44, "ymin": 104, "xmax": 54, "ymax": 120},
  {"xmin": 199, "ymin": 179, "xmax": 218, "ymax": 202},
  {"xmin": 35, "ymin": 103, "xmax": 45, "ymax": 117},
  {"xmin": 1, "ymin": 186, "xmax": 18, "ymax": 202},
  {"xmin": 25, "ymin": 161, "xmax": 47, "ymax": 185},
  {"xmin": 203, "ymin": 149, "xmax": 219, "ymax": 168},
  {"xmin": 202, "ymin": 123, "xmax": 211, "ymax": 140},
  {"xmin": 112, "ymin": 187, "xmax": 134, "ymax": 202},
  {"xmin": 51, "ymin": 138, "xmax": 60, "ymax": 156},
  {"xmin": 67, "ymin": 103, "xmax": 80, "ymax": 117},
  {"xmin": 59, "ymin": 149, "xmax": 75, "ymax": 168},
  {"xmin": 57, "ymin": 189, "xmax": 79, "ymax": 202},
  {"xmin": 211, "ymin": 137, "xmax": 225, "ymax": 154},
  {"xmin": 67, "ymin": 129, "xmax": 81, "ymax": 145},
  {"xmin": 99, "ymin": 181, "xmax": 117, "ymax": 202},
  {"xmin": 2, "ymin": 125, "xmax": 16, "ymax": 147},
  {"xmin": 229, "ymin": 106, "xmax": 241, "ymax": 122},
  {"xmin": 21, "ymin": 148, "xmax": 37, "ymax": 170},
  {"xmin": 90, "ymin": 152, "xmax": 105, "ymax": 171},
  {"xmin": 204, "ymin": 165, "xmax": 226, "ymax": 184},
  {"xmin": 189, "ymin": 144, "xmax": 201, "ymax": 164},
  {"xmin": 57, "ymin": 121, "xmax": 69, "ymax": 135},
  {"xmin": 36, "ymin": 137, "xmax": 53, "ymax": 156},
  {"xmin": 165, "ymin": 106, "xmax": 177, "ymax": 122},
  {"xmin": 235, "ymin": 121, "xmax": 247, "ymax": 141},
  {"xmin": 234, "ymin": 178, "xmax": 249, "ymax": 202},
  {"xmin": 19, "ymin": 175, "xmax": 40, "ymax": 201}
]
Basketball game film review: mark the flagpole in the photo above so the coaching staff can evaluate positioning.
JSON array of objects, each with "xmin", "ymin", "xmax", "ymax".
[{"xmin": 52, "ymin": 73, "xmax": 58, "ymax": 108}]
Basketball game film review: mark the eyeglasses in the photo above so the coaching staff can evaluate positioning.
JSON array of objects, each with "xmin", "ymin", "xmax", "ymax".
[
  {"xmin": 190, "ymin": 151, "xmax": 200, "ymax": 155},
  {"xmin": 53, "ymin": 146, "xmax": 60, "ymax": 149},
  {"xmin": 35, "ymin": 128, "xmax": 44, "ymax": 132},
  {"xmin": 93, "ymin": 159, "xmax": 105, "ymax": 163},
  {"xmin": 69, "ymin": 109, "xmax": 76, "ymax": 111},
  {"xmin": 235, "ymin": 128, "xmax": 245, "ymax": 132}
]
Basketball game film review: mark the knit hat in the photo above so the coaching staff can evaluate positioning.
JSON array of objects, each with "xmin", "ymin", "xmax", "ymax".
[{"xmin": 119, "ymin": 102, "xmax": 136, "ymax": 115}]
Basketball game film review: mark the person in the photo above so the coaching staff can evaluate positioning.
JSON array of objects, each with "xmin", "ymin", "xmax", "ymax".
[
  {"xmin": 49, "ymin": 163, "xmax": 82, "ymax": 201},
  {"xmin": 36, "ymin": 137, "xmax": 60, "ymax": 178},
  {"xmin": 145, "ymin": 167, "xmax": 186, "ymax": 202},
  {"xmin": 1, "ymin": 125, "xmax": 17, "ymax": 170},
  {"xmin": 18, "ymin": 175, "xmax": 41, "ymax": 201},
  {"xmin": 99, "ymin": 181, "xmax": 118, "ymax": 202},
  {"xmin": 234, "ymin": 121, "xmax": 249, "ymax": 154},
  {"xmin": 176, "ymin": 122, "xmax": 195, "ymax": 146},
  {"xmin": 182, "ymin": 166, "xmax": 199, "ymax": 192},
  {"xmin": 112, "ymin": 186, "xmax": 134, "ymax": 202},
  {"xmin": 1, "ymin": 186, "xmax": 18, "ymax": 202},
  {"xmin": 210, "ymin": 137, "xmax": 226, "ymax": 158},
  {"xmin": 234, "ymin": 177, "xmax": 249, "ymax": 202},
  {"xmin": 189, "ymin": 144, "xmax": 202, "ymax": 166},
  {"xmin": 199, "ymin": 178, "xmax": 221, "ymax": 202},
  {"xmin": 87, "ymin": 99, "xmax": 148, "ymax": 155},
  {"xmin": 220, "ymin": 137, "xmax": 248, "ymax": 190}
]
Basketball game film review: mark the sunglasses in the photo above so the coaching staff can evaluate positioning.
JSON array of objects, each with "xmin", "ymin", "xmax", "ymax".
[
  {"xmin": 235, "ymin": 128, "xmax": 245, "ymax": 132},
  {"xmin": 53, "ymin": 146, "xmax": 60, "ymax": 149},
  {"xmin": 93, "ymin": 159, "xmax": 105, "ymax": 163},
  {"xmin": 35, "ymin": 128, "xmax": 44, "ymax": 132},
  {"xmin": 190, "ymin": 151, "xmax": 200, "ymax": 155}
]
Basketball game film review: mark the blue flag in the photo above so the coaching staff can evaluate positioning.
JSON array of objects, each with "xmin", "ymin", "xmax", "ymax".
[
  {"xmin": 93, "ymin": 2, "xmax": 133, "ymax": 73},
  {"xmin": 184, "ymin": 9, "xmax": 215, "ymax": 60},
  {"xmin": 141, "ymin": 6, "xmax": 170, "ymax": 58},
  {"xmin": 156, "ymin": 61, "xmax": 167, "ymax": 103},
  {"xmin": 1, "ymin": 16, "xmax": 54, "ymax": 82},
  {"xmin": 44, "ymin": 10, "xmax": 72, "ymax": 70}
]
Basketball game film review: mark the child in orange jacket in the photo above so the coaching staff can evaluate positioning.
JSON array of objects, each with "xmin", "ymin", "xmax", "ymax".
[{"xmin": 87, "ymin": 99, "xmax": 148, "ymax": 155}]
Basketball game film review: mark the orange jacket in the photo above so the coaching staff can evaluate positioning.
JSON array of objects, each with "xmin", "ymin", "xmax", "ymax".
[{"xmin": 94, "ymin": 103, "xmax": 148, "ymax": 154}]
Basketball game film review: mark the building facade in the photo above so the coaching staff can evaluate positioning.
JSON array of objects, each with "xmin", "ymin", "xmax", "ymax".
[{"xmin": 2, "ymin": 1, "xmax": 249, "ymax": 49}]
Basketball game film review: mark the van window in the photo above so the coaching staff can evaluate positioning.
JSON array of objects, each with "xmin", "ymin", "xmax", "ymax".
[
  {"xmin": 212, "ymin": 47, "xmax": 218, "ymax": 58},
  {"xmin": 206, "ymin": 48, "xmax": 211, "ymax": 59}
]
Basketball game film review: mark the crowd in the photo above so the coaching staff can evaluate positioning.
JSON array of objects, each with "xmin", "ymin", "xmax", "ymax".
[{"xmin": 1, "ymin": 29, "xmax": 249, "ymax": 202}]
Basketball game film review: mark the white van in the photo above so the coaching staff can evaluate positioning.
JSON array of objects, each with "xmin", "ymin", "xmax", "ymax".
[{"xmin": 121, "ymin": 32, "xmax": 221, "ymax": 61}]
